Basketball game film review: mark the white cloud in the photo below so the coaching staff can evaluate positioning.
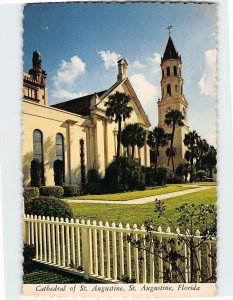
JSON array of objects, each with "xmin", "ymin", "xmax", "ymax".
[
  {"xmin": 53, "ymin": 55, "xmax": 86, "ymax": 87},
  {"xmin": 147, "ymin": 52, "xmax": 161, "ymax": 73},
  {"xmin": 51, "ymin": 89, "xmax": 86, "ymax": 101},
  {"xmin": 130, "ymin": 73, "xmax": 159, "ymax": 106},
  {"xmin": 98, "ymin": 50, "xmax": 121, "ymax": 69},
  {"xmin": 199, "ymin": 49, "xmax": 217, "ymax": 98},
  {"xmin": 50, "ymin": 56, "xmax": 86, "ymax": 103},
  {"xmin": 132, "ymin": 60, "xmax": 146, "ymax": 68}
]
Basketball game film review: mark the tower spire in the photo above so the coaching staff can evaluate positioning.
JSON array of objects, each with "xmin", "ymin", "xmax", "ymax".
[{"xmin": 166, "ymin": 25, "xmax": 173, "ymax": 37}]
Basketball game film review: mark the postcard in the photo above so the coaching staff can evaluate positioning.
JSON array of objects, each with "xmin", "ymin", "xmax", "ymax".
[{"xmin": 21, "ymin": 1, "xmax": 217, "ymax": 297}]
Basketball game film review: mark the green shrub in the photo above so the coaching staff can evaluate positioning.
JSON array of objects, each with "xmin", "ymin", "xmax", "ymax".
[
  {"xmin": 88, "ymin": 182, "xmax": 104, "ymax": 195},
  {"xmin": 23, "ymin": 243, "xmax": 36, "ymax": 272},
  {"xmin": 40, "ymin": 186, "xmax": 64, "ymax": 198},
  {"xmin": 88, "ymin": 168, "xmax": 102, "ymax": 183},
  {"xmin": 63, "ymin": 185, "xmax": 82, "ymax": 197},
  {"xmin": 105, "ymin": 157, "xmax": 145, "ymax": 193},
  {"xmin": 156, "ymin": 166, "xmax": 171, "ymax": 186},
  {"xmin": 53, "ymin": 159, "xmax": 64, "ymax": 186},
  {"xmin": 25, "ymin": 197, "xmax": 73, "ymax": 219},
  {"xmin": 80, "ymin": 183, "xmax": 88, "ymax": 195},
  {"xmin": 23, "ymin": 187, "xmax": 39, "ymax": 200},
  {"xmin": 30, "ymin": 159, "xmax": 42, "ymax": 187},
  {"xmin": 144, "ymin": 167, "xmax": 157, "ymax": 187}
]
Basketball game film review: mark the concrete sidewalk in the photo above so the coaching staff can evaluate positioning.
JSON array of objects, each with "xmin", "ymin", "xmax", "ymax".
[{"xmin": 65, "ymin": 185, "xmax": 215, "ymax": 205}]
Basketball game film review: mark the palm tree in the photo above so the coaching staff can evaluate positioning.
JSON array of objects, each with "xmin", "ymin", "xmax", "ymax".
[
  {"xmin": 121, "ymin": 123, "xmax": 146, "ymax": 159},
  {"xmin": 105, "ymin": 92, "xmax": 133, "ymax": 159},
  {"xmin": 147, "ymin": 127, "xmax": 168, "ymax": 168},
  {"xmin": 196, "ymin": 138, "xmax": 209, "ymax": 170},
  {"xmin": 164, "ymin": 109, "xmax": 184, "ymax": 168},
  {"xmin": 183, "ymin": 130, "xmax": 200, "ymax": 183},
  {"xmin": 165, "ymin": 147, "xmax": 177, "ymax": 172}
]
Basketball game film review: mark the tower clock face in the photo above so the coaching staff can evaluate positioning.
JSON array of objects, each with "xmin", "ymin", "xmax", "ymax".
[{"xmin": 166, "ymin": 107, "xmax": 171, "ymax": 113}]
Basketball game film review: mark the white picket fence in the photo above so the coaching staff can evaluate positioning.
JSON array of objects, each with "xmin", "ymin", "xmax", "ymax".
[{"xmin": 23, "ymin": 214, "xmax": 216, "ymax": 283}]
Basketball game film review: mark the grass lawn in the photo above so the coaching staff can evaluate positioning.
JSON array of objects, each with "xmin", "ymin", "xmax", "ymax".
[
  {"xmin": 70, "ymin": 184, "xmax": 198, "ymax": 201},
  {"xmin": 69, "ymin": 187, "xmax": 216, "ymax": 229},
  {"xmin": 23, "ymin": 264, "xmax": 85, "ymax": 284}
]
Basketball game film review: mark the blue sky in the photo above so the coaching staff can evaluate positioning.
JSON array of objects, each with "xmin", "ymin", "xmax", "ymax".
[{"xmin": 23, "ymin": 2, "xmax": 217, "ymax": 146}]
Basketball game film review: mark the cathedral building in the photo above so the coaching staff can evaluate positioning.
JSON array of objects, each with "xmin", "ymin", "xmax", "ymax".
[
  {"xmin": 22, "ymin": 35, "xmax": 189, "ymax": 187},
  {"xmin": 157, "ymin": 35, "xmax": 189, "ymax": 169},
  {"xmin": 22, "ymin": 53, "xmax": 151, "ymax": 187}
]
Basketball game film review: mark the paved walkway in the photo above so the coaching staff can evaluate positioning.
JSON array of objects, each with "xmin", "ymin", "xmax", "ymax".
[{"xmin": 65, "ymin": 185, "xmax": 215, "ymax": 205}]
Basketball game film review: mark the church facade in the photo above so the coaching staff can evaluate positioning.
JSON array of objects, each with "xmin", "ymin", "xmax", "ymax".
[
  {"xmin": 22, "ymin": 35, "xmax": 189, "ymax": 187},
  {"xmin": 22, "ymin": 53, "xmax": 151, "ymax": 187}
]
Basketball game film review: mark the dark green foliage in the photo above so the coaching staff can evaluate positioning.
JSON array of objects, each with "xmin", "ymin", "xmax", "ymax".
[
  {"xmin": 105, "ymin": 91, "xmax": 133, "ymax": 159},
  {"xmin": 23, "ymin": 187, "xmax": 39, "ymax": 200},
  {"xmin": 156, "ymin": 166, "xmax": 172, "ymax": 186},
  {"xmin": 144, "ymin": 167, "xmax": 157, "ymax": 187},
  {"xmin": 63, "ymin": 185, "xmax": 82, "ymax": 197},
  {"xmin": 40, "ymin": 186, "xmax": 64, "ymax": 198},
  {"xmin": 30, "ymin": 159, "xmax": 42, "ymax": 187},
  {"xmin": 53, "ymin": 159, "xmax": 64, "ymax": 186},
  {"xmin": 25, "ymin": 197, "xmax": 73, "ymax": 219},
  {"xmin": 196, "ymin": 170, "xmax": 207, "ymax": 181},
  {"xmin": 88, "ymin": 168, "xmax": 102, "ymax": 183},
  {"xmin": 105, "ymin": 157, "xmax": 145, "ymax": 193},
  {"xmin": 121, "ymin": 123, "xmax": 146, "ymax": 159},
  {"xmin": 23, "ymin": 243, "xmax": 36, "ymax": 272},
  {"xmin": 88, "ymin": 182, "xmax": 105, "ymax": 195},
  {"xmin": 80, "ymin": 183, "xmax": 88, "ymax": 195}
]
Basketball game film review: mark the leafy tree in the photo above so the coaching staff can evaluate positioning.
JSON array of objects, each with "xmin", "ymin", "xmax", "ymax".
[
  {"xmin": 202, "ymin": 146, "xmax": 217, "ymax": 177},
  {"xmin": 184, "ymin": 130, "xmax": 200, "ymax": 183},
  {"xmin": 147, "ymin": 127, "xmax": 168, "ymax": 168},
  {"xmin": 164, "ymin": 109, "xmax": 184, "ymax": 169},
  {"xmin": 165, "ymin": 147, "xmax": 177, "ymax": 173},
  {"xmin": 127, "ymin": 199, "xmax": 217, "ymax": 283},
  {"xmin": 175, "ymin": 163, "xmax": 190, "ymax": 183},
  {"xmin": 121, "ymin": 123, "xmax": 146, "ymax": 159},
  {"xmin": 196, "ymin": 138, "xmax": 209, "ymax": 170},
  {"xmin": 105, "ymin": 92, "xmax": 133, "ymax": 159}
]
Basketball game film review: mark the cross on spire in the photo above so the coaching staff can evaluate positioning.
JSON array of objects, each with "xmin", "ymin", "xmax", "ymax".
[{"xmin": 166, "ymin": 25, "xmax": 173, "ymax": 36}]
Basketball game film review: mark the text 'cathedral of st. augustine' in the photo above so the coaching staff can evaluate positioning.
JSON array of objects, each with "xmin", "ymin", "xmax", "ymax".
[{"xmin": 22, "ymin": 33, "xmax": 189, "ymax": 186}]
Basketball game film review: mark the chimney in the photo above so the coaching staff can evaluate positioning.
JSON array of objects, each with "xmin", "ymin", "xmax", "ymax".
[{"xmin": 117, "ymin": 58, "xmax": 128, "ymax": 82}]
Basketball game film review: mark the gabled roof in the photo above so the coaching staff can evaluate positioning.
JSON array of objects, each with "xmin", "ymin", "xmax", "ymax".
[
  {"xmin": 52, "ymin": 90, "xmax": 107, "ymax": 116},
  {"xmin": 162, "ymin": 36, "xmax": 180, "ymax": 61}
]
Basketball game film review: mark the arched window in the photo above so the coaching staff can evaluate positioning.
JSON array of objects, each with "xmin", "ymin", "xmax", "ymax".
[
  {"xmin": 166, "ymin": 67, "xmax": 170, "ymax": 76},
  {"xmin": 56, "ymin": 133, "xmax": 65, "ymax": 181},
  {"xmin": 167, "ymin": 84, "xmax": 171, "ymax": 96},
  {"xmin": 33, "ymin": 129, "xmax": 43, "ymax": 162},
  {"xmin": 181, "ymin": 85, "xmax": 183, "ymax": 95},
  {"xmin": 33, "ymin": 129, "xmax": 44, "ymax": 184},
  {"xmin": 162, "ymin": 69, "xmax": 164, "ymax": 78},
  {"xmin": 80, "ymin": 139, "xmax": 86, "ymax": 184},
  {"xmin": 56, "ymin": 133, "xmax": 64, "ymax": 161},
  {"xmin": 174, "ymin": 66, "xmax": 177, "ymax": 76}
]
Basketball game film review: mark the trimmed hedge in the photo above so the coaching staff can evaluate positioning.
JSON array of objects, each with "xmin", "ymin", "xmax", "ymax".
[
  {"xmin": 23, "ymin": 187, "xmax": 39, "ymax": 200},
  {"xmin": 63, "ymin": 185, "xmax": 82, "ymax": 197},
  {"xmin": 40, "ymin": 186, "xmax": 64, "ymax": 198},
  {"xmin": 25, "ymin": 197, "xmax": 73, "ymax": 219}
]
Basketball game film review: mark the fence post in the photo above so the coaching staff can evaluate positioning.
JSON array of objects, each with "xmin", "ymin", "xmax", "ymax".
[
  {"xmin": 133, "ymin": 224, "xmax": 139, "ymax": 283},
  {"xmin": 126, "ymin": 223, "xmax": 132, "ymax": 280},
  {"xmin": 141, "ymin": 224, "xmax": 147, "ymax": 284},
  {"xmin": 195, "ymin": 230, "xmax": 202, "ymax": 283},
  {"xmin": 119, "ymin": 223, "xmax": 124, "ymax": 279},
  {"xmin": 158, "ymin": 226, "xmax": 163, "ymax": 283},
  {"xmin": 81, "ymin": 219, "xmax": 92, "ymax": 280},
  {"xmin": 99, "ymin": 221, "xmax": 104, "ymax": 277}
]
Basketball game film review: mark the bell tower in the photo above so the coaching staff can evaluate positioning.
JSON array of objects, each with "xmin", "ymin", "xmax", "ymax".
[{"xmin": 157, "ymin": 28, "xmax": 189, "ymax": 169}]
